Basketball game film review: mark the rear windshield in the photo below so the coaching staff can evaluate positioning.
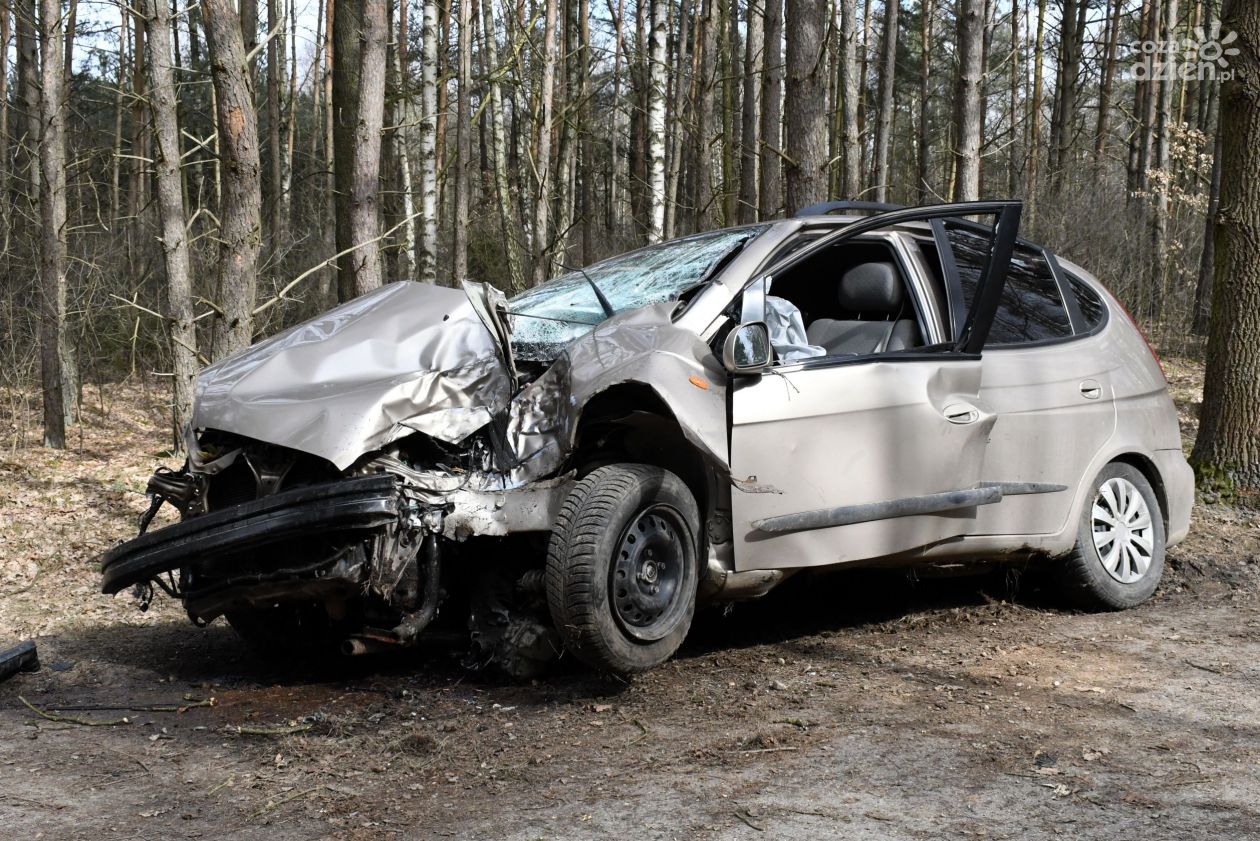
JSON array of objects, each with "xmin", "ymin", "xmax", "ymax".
[{"xmin": 508, "ymin": 227, "xmax": 765, "ymax": 360}]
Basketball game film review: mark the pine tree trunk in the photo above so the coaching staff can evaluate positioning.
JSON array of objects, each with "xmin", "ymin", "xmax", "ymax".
[
  {"xmin": 1094, "ymin": 0, "xmax": 1123, "ymax": 163},
  {"xmin": 870, "ymin": 0, "xmax": 897, "ymax": 203},
  {"xmin": 202, "ymin": 0, "xmax": 261, "ymax": 358},
  {"xmin": 1191, "ymin": 0, "xmax": 1260, "ymax": 490},
  {"xmin": 347, "ymin": 0, "xmax": 386, "ymax": 295},
  {"xmin": 737, "ymin": 0, "xmax": 763, "ymax": 222},
  {"xmin": 1192, "ymin": 79, "xmax": 1221, "ymax": 336},
  {"xmin": 110, "ymin": 4, "xmax": 125, "ymax": 222},
  {"xmin": 607, "ymin": 0, "xmax": 627, "ymax": 233},
  {"xmin": 952, "ymin": 0, "xmax": 984, "ymax": 202},
  {"xmin": 1027, "ymin": 0, "xmax": 1045, "ymax": 214},
  {"xmin": 266, "ymin": 0, "xmax": 286, "ymax": 253},
  {"xmin": 332, "ymin": 0, "xmax": 362, "ymax": 298},
  {"xmin": 758, "ymin": 0, "xmax": 782, "ymax": 218},
  {"xmin": 145, "ymin": 0, "xmax": 199, "ymax": 443},
  {"xmin": 38, "ymin": 0, "xmax": 67, "ymax": 448}
]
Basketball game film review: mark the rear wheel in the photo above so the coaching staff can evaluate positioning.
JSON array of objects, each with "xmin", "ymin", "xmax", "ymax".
[
  {"xmin": 545, "ymin": 464, "xmax": 701, "ymax": 675},
  {"xmin": 1056, "ymin": 462, "xmax": 1165, "ymax": 610}
]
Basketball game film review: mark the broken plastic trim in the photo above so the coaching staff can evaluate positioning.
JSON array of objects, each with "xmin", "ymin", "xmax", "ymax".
[
  {"xmin": 750, "ymin": 481, "xmax": 1067, "ymax": 535},
  {"xmin": 99, "ymin": 474, "xmax": 401, "ymax": 595}
]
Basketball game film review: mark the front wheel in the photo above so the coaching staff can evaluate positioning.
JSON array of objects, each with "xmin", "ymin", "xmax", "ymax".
[
  {"xmin": 1055, "ymin": 462, "xmax": 1166, "ymax": 610},
  {"xmin": 545, "ymin": 464, "xmax": 701, "ymax": 675}
]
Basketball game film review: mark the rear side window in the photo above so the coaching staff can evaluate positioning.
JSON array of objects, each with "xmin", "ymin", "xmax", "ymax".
[
  {"xmin": 946, "ymin": 228, "xmax": 1073, "ymax": 345},
  {"xmin": 1068, "ymin": 275, "xmax": 1107, "ymax": 330}
]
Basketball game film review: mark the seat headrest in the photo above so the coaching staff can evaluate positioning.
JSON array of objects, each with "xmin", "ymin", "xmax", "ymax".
[{"xmin": 839, "ymin": 262, "xmax": 903, "ymax": 313}]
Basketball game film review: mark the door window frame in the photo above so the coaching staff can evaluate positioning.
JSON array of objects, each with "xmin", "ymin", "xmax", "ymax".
[{"xmin": 732, "ymin": 201, "xmax": 1024, "ymax": 372}]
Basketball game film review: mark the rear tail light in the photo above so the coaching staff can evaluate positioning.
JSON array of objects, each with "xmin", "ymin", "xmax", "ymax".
[{"xmin": 1109, "ymin": 291, "xmax": 1165, "ymax": 380}]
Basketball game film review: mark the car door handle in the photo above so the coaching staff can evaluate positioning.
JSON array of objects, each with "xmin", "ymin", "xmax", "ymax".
[
  {"xmin": 943, "ymin": 403, "xmax": 981, "ymax": 424},
  {"xmin": 1080, "ymin": 379, "xmax": 1103, "ymax": 400}
]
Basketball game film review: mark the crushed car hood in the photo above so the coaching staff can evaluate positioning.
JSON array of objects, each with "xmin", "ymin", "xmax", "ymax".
[{"xmin": 192, "ymin": 281, "xmax": 513, "ymax": 470}]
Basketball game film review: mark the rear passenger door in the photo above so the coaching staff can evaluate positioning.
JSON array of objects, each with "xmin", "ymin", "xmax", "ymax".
[{"xmin": 938, "ymin": 225, "xmax": 1116, "ymax": 537}]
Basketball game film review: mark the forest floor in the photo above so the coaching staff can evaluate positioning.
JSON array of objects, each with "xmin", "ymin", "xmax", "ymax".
[{"xmin": 2, "ymin": 358, "xmax": 1260, "ymax": 840}]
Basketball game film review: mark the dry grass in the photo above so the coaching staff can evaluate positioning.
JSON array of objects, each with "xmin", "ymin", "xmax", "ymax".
[{"xmin": 0, "ymin": 380, "xmax": 184, "ymax": 641}]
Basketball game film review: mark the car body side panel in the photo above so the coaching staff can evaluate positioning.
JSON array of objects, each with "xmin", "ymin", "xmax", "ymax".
[
  {"xmin": 729, "ymin": 357, "xmax": 995, "ymax": 571},
  {"xmin": 502, "ymin": 302, "xmax": 730, "ymax": 484},
  {"xmin": 969, "ymin": 338, "xmax": 1117, "ymax": 537}
]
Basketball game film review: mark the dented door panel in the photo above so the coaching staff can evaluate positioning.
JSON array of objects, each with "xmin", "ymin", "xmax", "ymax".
[{"xmin": 730, "ymin": 358, "xmax": 996, "ymax": 570}]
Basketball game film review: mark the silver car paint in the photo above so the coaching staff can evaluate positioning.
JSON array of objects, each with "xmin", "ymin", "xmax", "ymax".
[
  {"xmin": 189, "ymin": 216, "xmax": 1192, "ymax": 575},
  {"xmin": 729, "ymin": 356, "xmax": 997, "ymax": 570},
  {"xmin": 192, "ymin": 282, "xmax": 512, "ymax": 470}
]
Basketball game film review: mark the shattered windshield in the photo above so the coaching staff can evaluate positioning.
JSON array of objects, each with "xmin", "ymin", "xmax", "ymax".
[{"xmin": 508, "ymin": 227, "xmax": 766, "ymax": 360}]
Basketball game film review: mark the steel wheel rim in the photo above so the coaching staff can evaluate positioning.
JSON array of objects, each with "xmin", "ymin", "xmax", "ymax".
[
  {"xmin": 1091, "ymin": 477, "xmax": 1155, "ymax": 585},
  {"xmin": 610, "ymin": 504, "xmax": 691, "ymax": 642}
]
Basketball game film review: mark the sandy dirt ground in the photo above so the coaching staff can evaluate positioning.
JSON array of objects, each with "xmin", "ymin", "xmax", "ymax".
[{"xmin": 2, "ymin": 360, "xmax": 1259, "ymax": 840}]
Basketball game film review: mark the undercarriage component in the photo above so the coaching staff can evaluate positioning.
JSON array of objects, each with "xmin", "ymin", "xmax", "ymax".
[
  {"xmin": 100, "ymin": 474, "xmax": 400, "ymax": 595},
  {"xmin": 699, "ymin": 559, "xmax": 794, "ymax": 601}
]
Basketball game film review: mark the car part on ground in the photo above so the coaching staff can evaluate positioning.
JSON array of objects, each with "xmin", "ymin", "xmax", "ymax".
[{"xmin": 0, "ymin": 641, "xmax": 40, "ymax": 684}]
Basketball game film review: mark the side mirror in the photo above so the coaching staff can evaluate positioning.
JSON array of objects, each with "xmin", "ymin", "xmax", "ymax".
[{"xmin": 723, "ymin": 322, "xmax": 772, "ymax": 374}]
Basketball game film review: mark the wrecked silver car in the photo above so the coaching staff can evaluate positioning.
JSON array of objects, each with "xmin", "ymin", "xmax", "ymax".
[{"xmin": 100, "ymin": 201, "xmax": 1193, "ymax": 676}]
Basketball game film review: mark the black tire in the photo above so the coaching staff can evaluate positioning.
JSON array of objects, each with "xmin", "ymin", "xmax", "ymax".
[
  {"xmin": 545, "ymin": 464, "xmax": 701, "ymax": 675},
  {"xmin": 225, "ymin": 602, "xmax": 345, "ymax": 660},
  {"xmin": 1056, "ymin": 462, "xmax": 1166, "ymax": 610}
]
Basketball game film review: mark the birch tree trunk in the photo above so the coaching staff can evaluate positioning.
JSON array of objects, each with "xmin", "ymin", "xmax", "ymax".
[
  {"xmin": 870, "ymin": 0, "xmax": 897, "ymax": 203},
  {"xmin": 417, "ymin": 0, "xmax": 440, "ymax": 283},
  {"xmin": 347, "ymin": 0, "xmax": 386, "ymax": 295},
  {"xmin": 202, "ymin": 0, "xmax": 261, "ymax": 359},
  {"xmin": 481, "ymin": 0, "xmax": 524, "ymax": 289},
  {"xmin": 0, "ymin": 3, "xmax": 9, "ymax": 207},
  {"xmin": 758, "ymin": 0, "xmax": 783, "ymax": 218},
  {"xmin": 387, "ymin": 7, "xmax": 416, "ymax": 281},
  {"xmin": 1191, "ymin": 0, "xmax": 1260, "ymax": 490},
  {"xmin": 952, "ymin": 0, "xmax": 984, "ymax": 202},
  {"xmin": 145, "ymin": 0, "xmax": 198, "ymax": 441},
  {"xmin": 453, "ymin": 0, "xmax": 471, "ymax": 284},
  {"xmin": 645, "ymin": 0, "xmax": 668, "ymax": 243},
  {"xmin": 917, "ymin": 0, "xmax": 933, "ymax": 202},
  {"xmin": 838, "ymin": 0, "xmax": 860, "ymax": 199},
  {"xmin": 38, "ymin": 0, "xmax": 67, "ymax": 448}
]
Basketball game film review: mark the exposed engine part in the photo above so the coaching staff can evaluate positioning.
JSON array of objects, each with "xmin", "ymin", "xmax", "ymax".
[{"xmin": 391, "ymin": 533, "xmax": 443, "ymax": 644}]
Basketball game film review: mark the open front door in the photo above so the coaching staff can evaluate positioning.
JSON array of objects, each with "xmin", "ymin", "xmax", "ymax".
[{"xmin": 729, "ymin": 202, "xmax": 1021, "ymax": 571}]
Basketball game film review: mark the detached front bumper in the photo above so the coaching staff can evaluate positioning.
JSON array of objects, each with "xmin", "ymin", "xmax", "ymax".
[{"xmin": 99, "ymin": 474, "xmax": 401, "ymax": 595}]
